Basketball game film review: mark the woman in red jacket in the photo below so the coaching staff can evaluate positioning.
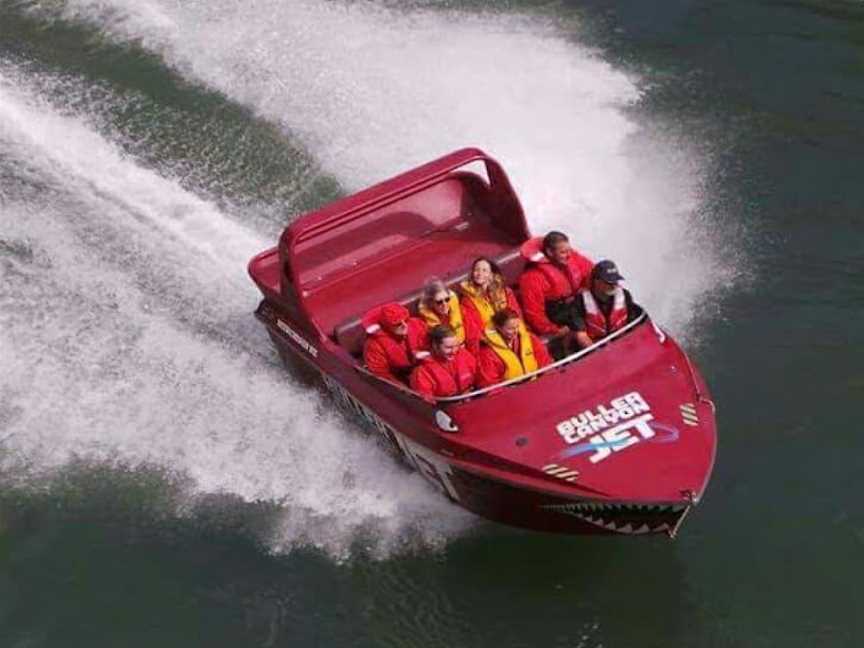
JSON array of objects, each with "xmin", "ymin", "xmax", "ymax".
[
  {"xmin": 362, "ymin": 303, "xmax": 429, "ymax": 384},
  {"xmin": 410, "ymin": 325, "xmax": 477, "ymax": 399},
  {"xmin": 518, "ymin": 231, "xmax": 594, "ymax": 355},
  {"xmin": 459, "ymin": 257, "xmax": 521, "ymax": 355}
]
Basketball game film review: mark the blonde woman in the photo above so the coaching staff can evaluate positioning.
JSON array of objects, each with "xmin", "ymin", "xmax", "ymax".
[
  {"xmin": 459, "ymin": 257, "xmax": 522, "ymax": 355},
  {"xmin": 418, "ymin": 278, "xmax": 471, "ymax": 347}
]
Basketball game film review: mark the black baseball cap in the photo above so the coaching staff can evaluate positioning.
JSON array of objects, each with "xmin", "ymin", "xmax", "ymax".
[{"xmin": 593, "ymin": 260, "xmax": 624, "ymax": 284}]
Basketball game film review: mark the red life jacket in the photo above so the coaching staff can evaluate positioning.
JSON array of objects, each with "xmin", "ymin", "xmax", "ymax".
[
  {"xmin": 410, "ymin": 349, "xmax": 477, "ymax": 398},
  {"xmin": 362, "ymin": 307, "xmax": 429, "ymax": 381},
  {"xmin": 520, "ymin": 236, "xmax": 593, "ymax": 301},
  {"xmin": 535, "ymin": 260, "xmax": 589, "ymax": 300},
  {"xmin": 581, "ymin": 288, "xmax": 628, "ymax": 341}
]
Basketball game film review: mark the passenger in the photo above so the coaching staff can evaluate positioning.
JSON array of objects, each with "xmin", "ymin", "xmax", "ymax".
[
  {"xmin": 362, "ymin": 303, "xmax": 429, "ymax": 384},
  {"xmin": 518, "ymin": 231, "xmax": 594, "ymax": 355},
  {"xmin": 409, "ymin": 324, "xmax": 478, "ymax": 399},
  {"xmin": 459, "ymin": 256, "xmax": 522, "ymax": 355},
  {"xmin": 417, "ymin": 278, "xmax": 470, "ymax": 347},
  {"xmin": 477, "ymin": 308, "xmax": 553, "ymax": 388},
  {"xmin": 571, "ymin": 260, "xmax": 639, "ymax": 349}
]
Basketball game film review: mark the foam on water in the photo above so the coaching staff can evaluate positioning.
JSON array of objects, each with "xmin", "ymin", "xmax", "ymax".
[
  {"xmin": 0, "ymin": 66, "xmax": 471, "ymax": 559},
  {"xmin": 48, "ymin": 0, "xmax": 738, "ymax": 330},
  {"xmin": 5, "ymin": 1, "xmax": 738, "ymax": 556}
]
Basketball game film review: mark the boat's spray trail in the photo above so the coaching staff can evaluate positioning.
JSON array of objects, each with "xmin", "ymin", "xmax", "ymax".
[
  {"xmin": 6, "ymin": 0, "xmax": 738, "ymax": 556},
  {"xmin": 0, "ymin": 66, "xmax": 471, "ymax": 558},
  {"xmin": 48, "ymin": 0, "xmax": 738, "ymax": 334}
]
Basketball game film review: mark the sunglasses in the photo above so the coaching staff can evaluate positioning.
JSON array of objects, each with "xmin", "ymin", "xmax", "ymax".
[{"xmin": 433, "ymin": 297, "xmax": 449, "ymax": 305}]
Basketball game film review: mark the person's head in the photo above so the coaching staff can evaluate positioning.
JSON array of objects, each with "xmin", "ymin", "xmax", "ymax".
[
  {"xmin": 423, "ymin": 278, "xmax": 451, "ymax": 317},
  {"xmin": 380, "ymin": 303, "xmax": 410, "ymax": 337},
  {"xmin": 429, "ymin": 324, "xmax": 460, "ymax": 360},
  {"xmin": 542, "ymin": 231, "xmax": 572, "ymax": 265},
  {"xmin": 591, "ymin": 260, "xmax": 624, "ymax": 297},
  {"xmin": 492, "ymin": 308, "xmax": 521, "ymax": 343},
  {"xmin": 470, "ymin": 257, "xmax": 503, "ymax": 289}
]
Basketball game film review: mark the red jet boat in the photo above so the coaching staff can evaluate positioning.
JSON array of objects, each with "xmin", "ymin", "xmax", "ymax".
[{"xmin": 248, "ymin": 148, "xmax": 717, "ymax": 536}]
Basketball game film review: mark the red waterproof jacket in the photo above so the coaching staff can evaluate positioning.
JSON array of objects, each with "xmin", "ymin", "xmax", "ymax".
[
  {"xmin": 518, "ymin": 238, "xmax": 594, "ymax": 335},
  {"xmin": 476, "ymin": 332, "xmax": 553, "ymax": 387},
  {"xmin": 460, "ymin": 287, "xmax": 522, "ymax": 356},
  {"xmin": 409, "ymin": 349, "xmax": 478, "ymax": 398},
  {"xmin": 362, "ymin": 311, "xmax": 429, "ymax": 384}
]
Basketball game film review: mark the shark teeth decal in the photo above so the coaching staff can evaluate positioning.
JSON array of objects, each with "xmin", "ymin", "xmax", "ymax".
[{"xmin": 541, "ymin": 501, "xmax": 688, "ymax": 534}]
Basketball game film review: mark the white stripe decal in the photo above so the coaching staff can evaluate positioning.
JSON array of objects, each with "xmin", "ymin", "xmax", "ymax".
[{"xmin": 545, "ymin": 466, "xmax": 571, "ymax": 475}]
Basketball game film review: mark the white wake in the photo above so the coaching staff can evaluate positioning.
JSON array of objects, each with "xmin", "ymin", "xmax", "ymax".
[{"xmin": 4, "ymin": 0, "xmax": 740, "ymax": 556}]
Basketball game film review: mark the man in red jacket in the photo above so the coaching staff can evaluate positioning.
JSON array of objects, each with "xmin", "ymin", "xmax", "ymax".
[
  {"xmin": 362, "ymin": 303, "xmax": 429, "ymax": 384},
  {"xmin": 518, "ymin": 231, "xmax": 594, "ymax": 356},
  {"xmin": 410, "ymin": 325, "xmax": 477, "ymax": 399},
  {"xmin": 477, "ymin": 309, "xmax": 553, "ymax": 387}
]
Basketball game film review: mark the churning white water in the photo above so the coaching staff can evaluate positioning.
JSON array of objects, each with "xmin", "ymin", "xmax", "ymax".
[
  {"xmin": 3, "ymin": 0, "xmax": 736, "ymax": 556},
  {"xmin": 49, "ymin": 0, "xmax": 735, "ymax": 325},
  {"xmin": 0, "ymin": 67, "xmax": 471, "ymax": 558}
]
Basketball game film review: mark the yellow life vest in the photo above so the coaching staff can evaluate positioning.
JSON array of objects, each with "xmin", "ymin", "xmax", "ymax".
[
  {"xmin": 484, "ymin": 322, "xmax": 538, "ymax": 380},
  {"xmin": 459, "ymin": 279, "xmax": 509, "ymax": 327},
  {"xmin": 418, "ymin": 291, "xmax": 465, "ymax": 344}
]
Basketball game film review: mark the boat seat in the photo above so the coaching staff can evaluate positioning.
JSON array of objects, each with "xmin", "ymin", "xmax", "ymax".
[{"xmin": 333, "ymin": 249, "xmax": 527, "ymax": 358}]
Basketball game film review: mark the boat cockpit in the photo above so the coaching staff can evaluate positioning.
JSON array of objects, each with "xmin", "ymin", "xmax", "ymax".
[{"xmin": 330, "ymin": 248, "xmax": 647, "ymax": 403}]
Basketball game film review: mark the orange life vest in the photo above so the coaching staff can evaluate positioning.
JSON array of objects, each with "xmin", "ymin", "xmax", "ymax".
[
  {"xmin": 417, "ymin": 291, "xmax": 465, "ymax": 344},
  {"xmin": 483, "ymin": 323, "xmax": 538, "ymax": 379},
  {"xmin": 459, "ymin": 279, "xmax": 510, "ymax": 326}
]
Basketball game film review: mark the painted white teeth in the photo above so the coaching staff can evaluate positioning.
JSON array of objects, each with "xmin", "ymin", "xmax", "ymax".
[{"xmin": 545, "ymin": 499, "xmax": 690, "ymax": 535}]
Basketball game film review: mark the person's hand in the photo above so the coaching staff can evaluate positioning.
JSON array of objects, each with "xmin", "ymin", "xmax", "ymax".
[
  {"xmin": 575, "ymin": 331, "xmax": 593, "ymax": 349},
  {"xmin": 555, "ymin": 325, "xmax": 570, "ymax": 337}
]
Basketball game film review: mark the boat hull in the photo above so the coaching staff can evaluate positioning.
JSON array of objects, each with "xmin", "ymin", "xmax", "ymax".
[{"xmin": 264, "ymin": 323, "xmax": 701, "ymax": 537}]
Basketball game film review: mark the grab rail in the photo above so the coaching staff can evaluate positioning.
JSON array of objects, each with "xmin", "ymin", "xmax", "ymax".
[{"xmin": 435, "ymin": 311, "xmax": 648, "ymax": 403}]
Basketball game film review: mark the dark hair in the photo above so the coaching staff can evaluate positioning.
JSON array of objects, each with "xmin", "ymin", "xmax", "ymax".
[
  {"xmin": 429, "ymin": 324, "xmax": 457, "ymax": 346},
  {"xmin": 492, "ymin": 308, "xmax": 520, "ymax": 328},
  {"xmin": 471, "ymin": 256, "xmax": 503, "ymax": 278},
  {"xmin": 542, "ymin": 231, "xmax": 569, "ymax": 255}
]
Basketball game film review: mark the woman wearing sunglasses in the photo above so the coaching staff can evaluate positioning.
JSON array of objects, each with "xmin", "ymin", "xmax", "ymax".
[{"xmin": 418, "ymin": 278, "xmax": 473, "ymax": 351}]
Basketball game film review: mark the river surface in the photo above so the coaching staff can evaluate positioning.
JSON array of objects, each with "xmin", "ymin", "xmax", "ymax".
[{"xmin": 1, "ymin": 1, "xmax": 862, "ymax": 646}]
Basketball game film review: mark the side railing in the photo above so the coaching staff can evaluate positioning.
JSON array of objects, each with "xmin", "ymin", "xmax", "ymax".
[{"xmin": 435, "ymin": 311, "xmax": 649, "ymax": 403}]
